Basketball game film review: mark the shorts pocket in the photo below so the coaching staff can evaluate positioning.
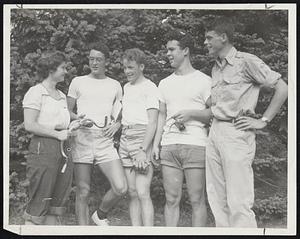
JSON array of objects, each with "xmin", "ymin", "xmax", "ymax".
[{"xmin": 28, "ymin": 139, "xmax": 41, "ymax": 155}]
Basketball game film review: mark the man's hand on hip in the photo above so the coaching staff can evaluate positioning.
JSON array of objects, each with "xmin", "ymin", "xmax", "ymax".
[{"xmin": 234, "ymin": 116, "xmax": 267, "ymax": 131}]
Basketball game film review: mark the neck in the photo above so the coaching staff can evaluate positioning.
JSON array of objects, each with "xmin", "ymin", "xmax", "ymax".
[
  {"xmin": 90, "ymin": 72, "xmax": 106, "ymax": 79},
  {"xmin": 131, "ymin": 75, "xmax": 146, "ymax": 85},
  {"xmin": 217, "ymin": 44, "xmax": 233, "ymax": 60},
  {"xmin": 42, "ymin": 78, "xmax": 57, "ymax": 90},
  {"xmin": 174, "ymin": 58, "xmax": 195, "ymax": 76}
]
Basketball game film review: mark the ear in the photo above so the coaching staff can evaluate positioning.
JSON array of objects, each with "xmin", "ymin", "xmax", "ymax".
[
  {"xmin": 183, "ymin": 47, "xmax": 190, "ymax": 56},
  {"xmin": 139, "ymin": 64, "xmax": 145, "ymax": 71},
  {"xmin": 220, "ymin": 33, "xmax": 228, "ymax": 43}
]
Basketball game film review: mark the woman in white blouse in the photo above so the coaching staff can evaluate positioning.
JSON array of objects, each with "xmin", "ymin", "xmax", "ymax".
[{"xmin": 22, "ymin": 51, "xmax": 74, "ymax": 225}]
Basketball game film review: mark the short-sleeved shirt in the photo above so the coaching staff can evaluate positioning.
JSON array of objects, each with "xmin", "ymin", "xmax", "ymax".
[
  {"xmin": 68, "ymin": 75, "xmax": 122, "ymax": 127},
  {"xmin": 159, "ymin": 70, "xmax": 211, "ymax": 146},
  {"xmin": 122, "ymin": 79, "xmax": 160, "ymax": 125},
  {"xmin": 22, "ymin": 84, "xmax": 70, "ymax": 130},
  {"xmin": 211, "ymin": 47, "xmax": 281, "ymax": 120}
]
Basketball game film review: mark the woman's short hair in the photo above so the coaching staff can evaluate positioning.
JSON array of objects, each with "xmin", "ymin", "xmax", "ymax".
[
  {"xmin": 122, "ymin": 48, "xmax": 146, "ymax": 65},
  {"xmin": 36, "ymin": 51, "xmax": 66, "ymax": 79}
]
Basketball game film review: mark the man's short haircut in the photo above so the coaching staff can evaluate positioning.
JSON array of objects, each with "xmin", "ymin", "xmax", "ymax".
[
  {"xmin": 205, "ymin": 17, "xmax": 235, "ymax": 43},
  {"xmin": 88, "ymin": 42, "xmax": 110, "ymax": 59},
  {"xmin": 165, "ymin": 29, "xmax": 195, "ymax": 53},
  {"xmin": 122, "ymin": 48, "xmax": 147, "ymax": 65},
  {"xmin": 36, "ymin": 51, "xmax": 66, "ymax": 79}
]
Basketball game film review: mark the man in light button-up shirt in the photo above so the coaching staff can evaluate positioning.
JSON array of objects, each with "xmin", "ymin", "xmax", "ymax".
[{"xmin": 204, "ymin": 17, "xmax": 288, "ymax": 228}]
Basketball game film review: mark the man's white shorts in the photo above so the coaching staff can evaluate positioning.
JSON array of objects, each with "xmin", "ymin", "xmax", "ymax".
[{"xmin": 71, "ymin": 128, "xmax": 120, "ymax": 165}]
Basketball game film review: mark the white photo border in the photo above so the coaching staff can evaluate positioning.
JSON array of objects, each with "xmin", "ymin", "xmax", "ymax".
[{"xmin": 3, "ymin": 3, "xmax": 297, "ymax": 236}]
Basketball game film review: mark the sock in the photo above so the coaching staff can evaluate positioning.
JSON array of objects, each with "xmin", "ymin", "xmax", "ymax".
[{"xmin": 96, "ymin": 208, "xmax": 108, "ymax": 220}]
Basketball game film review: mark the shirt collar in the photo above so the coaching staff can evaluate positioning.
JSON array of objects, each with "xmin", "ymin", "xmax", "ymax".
[
  {"xmin": 40, "ymin": 84, "xmax": 65, "ymax": 100},
  {"xmin": 215, "ymin": 46, "xmax": 237, "ymax": 68},
  {"xmin": 224, "ymin": 46, "xmax": 237, "ymax": 66}
]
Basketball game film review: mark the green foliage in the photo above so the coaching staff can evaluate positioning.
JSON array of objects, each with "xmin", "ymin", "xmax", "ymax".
[
  {"xmin": 253, "ymin": 156, "xmax": 286, "ymax": 178},
  {"xmin": 9, "ymin": 9, "xmax": 288, "ymax": 225},
  {"xmin": 9, "ymin": 172, "xmax": 29, "ymax": 216},
  {"xmin": 253, "ymin": 195, "xmax": 287, "ymax": 221}
]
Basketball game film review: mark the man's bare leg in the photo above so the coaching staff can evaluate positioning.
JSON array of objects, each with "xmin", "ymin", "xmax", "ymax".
[
  {"xmin": 124, "ymin": 168, "xmax": 142, "ymax": 226},
  {"xmin": 136, "ymin": 164, "xmax": 154, "ymax": 226},
  {"xmin": 97, "ymin": 160, "xmax": 127, "ymax": 214},
  {"xmin": 162, "ymin": 165, "xmax": 184, "ymax": 226},
  {"xmin": 74, "ymin": 163, "xmax": 92, "ymax": 225},
  {"xmin": 185, "ymin": 168, "xmax": 207, "ymax": 226}
]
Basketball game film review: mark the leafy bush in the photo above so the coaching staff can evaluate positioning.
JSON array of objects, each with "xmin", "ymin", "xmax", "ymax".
[
  {"xmin": 253, "ymin": 195, "xmax": 287, "ymax": 221},
  {"xmin": 9, "ymin": 172, "xmax": 29, "ymax": 216}
]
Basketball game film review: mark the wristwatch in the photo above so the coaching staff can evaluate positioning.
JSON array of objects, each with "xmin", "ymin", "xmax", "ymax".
[
  {"xmin": 139, "ymin": 146, "xmax": 147, "ymax": 152},
  {"xmin": 261, "ymin": 116, "xmax": 270, "ymax": 124}
]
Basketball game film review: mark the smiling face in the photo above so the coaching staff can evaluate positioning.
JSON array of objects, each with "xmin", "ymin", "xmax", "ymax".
[
  {"xmin": 204, "ymin": 30, "xmax": 225, "ymax": 57},
  {"xmin": 89, "ymin": 49, "xmax": 106, "ymax": 75},
  {"xmin": 123, "ymin": 59, "xmax": 144, "ymax": 84},
  {"xmin": 50, "ymin": 62, "xmax": 67, "ymax": 83},
  {"xmin": 166, "ymin": 40, "xmax": 187, "ymax": 69}
]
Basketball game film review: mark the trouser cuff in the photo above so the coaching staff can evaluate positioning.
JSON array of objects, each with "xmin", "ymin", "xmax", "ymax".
[
  {"xmin": 48, "ymin": 206, "xmax": 66, "ymax": 216},
  {"xmin": 23, "ymin": 211, "xmax": 45, "ymax": 225}
]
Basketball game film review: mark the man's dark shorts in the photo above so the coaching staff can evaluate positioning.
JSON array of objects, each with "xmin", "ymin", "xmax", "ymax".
[
  {"xmin": 23, "ymin": 135, "xmax": 73, "ymax": 224},
  {"xmin": 160, "ymin": 144, "xmax": 206, "ymax": 170}
]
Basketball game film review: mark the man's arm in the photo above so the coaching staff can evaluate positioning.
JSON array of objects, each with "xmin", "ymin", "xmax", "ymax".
[
  {"xmin": 140, "ymin": 109, "xmax": 159, "ymax": 151},
  {"xmin": 134, "ymin": 108, "xmax": 158, "ymax": 170},
  {"xmin": 152, "ymin": 101, "xmax": 167, "ymax": 160},
  {"xmin": 171, "ymin": 96, "xmax": 213, "ymax": 125},
  {"xmin": 261, "ymin": 79, "xmax": 288, "ymax": 121},
  {"xmin": 103, "ymin": 85, "xmax": 123, "ymax": 137},
  {"xmin": 235, "ymin": 79, "xmax": 288, "ymax": 130},
  {"xmin": 67, "ymin": 96, "xmax": 80, "ymax": 120}
]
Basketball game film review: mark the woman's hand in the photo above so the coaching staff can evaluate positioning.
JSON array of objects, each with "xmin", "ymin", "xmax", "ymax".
[
  {"xmin": 56, "ymin": 129, "xmax": 76, "ymax": 141},
  {"xmin": 56, "ymin": 130, "xmax": 69, "ymax": 141}
]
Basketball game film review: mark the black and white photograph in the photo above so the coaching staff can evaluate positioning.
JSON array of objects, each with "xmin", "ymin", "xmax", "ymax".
[{"xmin": 3, "ymin": 3, "xmax": 296, "ymax": 236}]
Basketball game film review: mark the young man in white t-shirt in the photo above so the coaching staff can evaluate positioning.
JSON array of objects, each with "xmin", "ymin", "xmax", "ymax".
[
  {"xmin": 119, "ymin": 48, "xmax": 160, "ymax": 226},
  {"xmin": 67, "ymin": 42, "xmax": 127, "ymax": 225},
  {"xmin": 152, "ymin": 30, "xmax": 212, "ymax": 227}
]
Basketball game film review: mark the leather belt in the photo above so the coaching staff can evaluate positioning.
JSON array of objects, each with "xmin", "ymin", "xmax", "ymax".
[{"xmin": 214, "ymin": 118, "xmax": 236, "ymax": 123}]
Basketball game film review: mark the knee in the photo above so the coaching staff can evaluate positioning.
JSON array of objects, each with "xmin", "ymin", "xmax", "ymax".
[
  {"xmin": 76, "ymin": 185, "xmax": 90, "ymax": 202},
  {"xmin": 165, "ymin": 192, "xmax": 181, "ymax": 207},
  {"xmin": 113, "ymin": 181, "xmax": 128, "ymax": 197},
  {"xmin": 128, "ymin": 187, "xmax": 138, "ymax": 199},
  {"xmin": 136, "ymin": 188, "xmax": 151, "ymax": 202},
  {"xmin": 189, "ymin": 191, "xmax": 206, "ymax": 208}
]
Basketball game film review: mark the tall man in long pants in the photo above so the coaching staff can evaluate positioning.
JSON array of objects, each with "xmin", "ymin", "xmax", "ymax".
[{"xmin": 204, "ymin": 18, "xmax": 288, "ymax": 227}]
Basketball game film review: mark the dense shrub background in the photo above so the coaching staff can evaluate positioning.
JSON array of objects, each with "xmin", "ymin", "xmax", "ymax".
[{"xmin": 9, "ymin": 9, "xmax": 288, "ymax": 226}]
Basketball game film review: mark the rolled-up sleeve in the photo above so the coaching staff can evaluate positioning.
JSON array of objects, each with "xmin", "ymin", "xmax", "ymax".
[
  {"xmin": 23, "ymin": 87, "xmax": 42, "ymax": 110},
  {"xmin": 244, "ymin": 54, "xmax": 281, "ymax": 88}
]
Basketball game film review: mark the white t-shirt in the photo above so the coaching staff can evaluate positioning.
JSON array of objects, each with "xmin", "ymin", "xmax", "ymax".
[
  {"xmin": 122, "ymin": 79, "xmax": 160, "ymax": 125},
  {"xmin": 23, "ymin": 84, "xmax": 70, "ymax": 130},
  {"xmin": 68, "ymin": 75, "xmax": 122, "ymax": 127},
  {"xmin": 159, "ymin": 70, "xmax": 211, "ymax": 146}
]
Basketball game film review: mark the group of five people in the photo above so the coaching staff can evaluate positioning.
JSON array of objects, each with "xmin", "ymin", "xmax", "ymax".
[{"xmin": 22, "ymin": 18, "xmax": 288, "ymax": 227}]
